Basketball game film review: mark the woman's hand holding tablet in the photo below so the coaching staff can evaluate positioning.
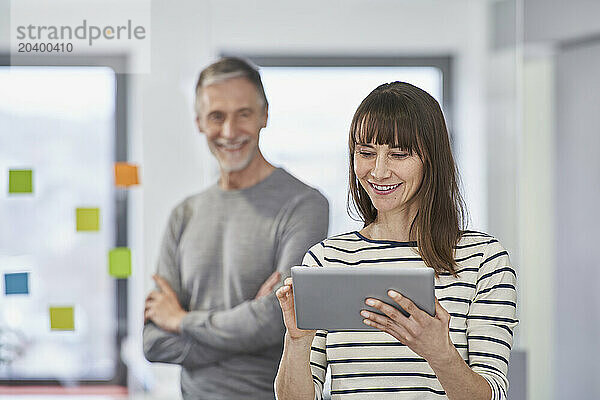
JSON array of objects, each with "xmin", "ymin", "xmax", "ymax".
[
  {"xmin": 361, "ymin": 291, "xmax": 454, "ymax": 367},
  {"xmin": 275, "ymin": 277, "xmax": 316, "ymax": 341}
]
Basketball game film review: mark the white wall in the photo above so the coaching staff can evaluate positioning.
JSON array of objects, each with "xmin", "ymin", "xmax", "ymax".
[
  {"xmin": 555, "ymin": 40, "xmax": 600, "ymax": 400},
  {"xmin": 131, "ymin": 1, "xmax": 213, "ymax": 395}
]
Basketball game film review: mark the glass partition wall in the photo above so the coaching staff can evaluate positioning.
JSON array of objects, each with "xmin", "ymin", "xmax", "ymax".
[{"xmin": 0, "ymin": 65, "xmax": 126, "ymax": 384}]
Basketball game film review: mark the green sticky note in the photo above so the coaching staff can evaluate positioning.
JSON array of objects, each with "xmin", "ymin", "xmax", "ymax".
[
  {"xmin": 9, "ymin": 169, "xmax": 33, "ymax": 194},
  {"xmin": 49, "ymin": 306, "xmax": 75, "ymax": 330},
  {"xmin": 76, "ymin": 208, "xmax": 100, "ymax": 231},
  {"xmin": 109, "ymin": 247, "xmax": 131, "ymax": 278}
]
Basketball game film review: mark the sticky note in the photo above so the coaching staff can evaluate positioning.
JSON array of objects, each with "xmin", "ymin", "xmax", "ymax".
[
  {"xmin": 8, "ymin": 169, "xmax": 33, "ymax": 194},
  {"xmin": 114, "ymin": 162, "xmax": 139, "ymax": 187},
  {"xmin": 109, "ymin": 247, "xmax": 131, "ymax": 278},
  {"xmin": 49, "ymin": 306, "xmax": 75, "ymax": 330},
  {"xmin": 4, "ymin": 272, "xmax": 29, "ymax": 295},
  {"xmin": 76, "ymin": 208, "xmax": 100, "ymax": 231}
]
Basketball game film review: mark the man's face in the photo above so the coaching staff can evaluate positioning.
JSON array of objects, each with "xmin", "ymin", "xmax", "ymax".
[{"xmin": 196, "ymin": 77, "xmax": 268, "ymax": 173}]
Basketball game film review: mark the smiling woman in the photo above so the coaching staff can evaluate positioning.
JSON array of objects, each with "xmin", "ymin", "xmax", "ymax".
[
  {"xmin": 348, "ymin": 82, "xmax": 466, "ymax": 277},
  {"xmin": 275, "ymin": 82, "xmax": 517, "ymax": 400}
]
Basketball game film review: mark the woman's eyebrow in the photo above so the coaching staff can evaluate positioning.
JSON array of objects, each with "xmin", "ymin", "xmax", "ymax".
[{"xmin": 356, "ymin": 143, "xmax": 375, "ymax": 148}]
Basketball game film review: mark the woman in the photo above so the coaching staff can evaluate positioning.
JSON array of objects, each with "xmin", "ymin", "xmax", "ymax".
[{"xmin": 275, "ymin": 82, "xmax": 517, "ymax": 400}]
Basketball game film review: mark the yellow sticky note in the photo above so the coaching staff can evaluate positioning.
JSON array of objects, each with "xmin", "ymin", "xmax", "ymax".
[
  {"xmin": 114, "ymin": 162, "xmax": 139, "ymax": 187},
  {"xmin": 49, "ymin": 306, "xmax": 75, "ymax": 330},
  {"xmin": 76, "ymin": 207, "xmax": 100, "ymax": 231},
  {"xmin": 109, "ymin": 247, "xmax": 131, "ymax": 278},
  {"xmin": 9, "ymin": 169, "xmax": 33, "ymax": 194}
]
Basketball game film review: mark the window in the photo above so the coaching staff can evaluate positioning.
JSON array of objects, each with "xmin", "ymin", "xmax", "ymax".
[
  {"xmin": 0, "ymin": 62, "xmax": 127, "ymax": 383},
  {"xmin": 250, "ymin": 58, "xmax": 448, "ymax": 235}
]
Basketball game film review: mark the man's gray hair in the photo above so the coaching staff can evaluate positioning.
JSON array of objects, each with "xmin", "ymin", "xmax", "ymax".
[{"xmin": 194, "ymin": 57, "xmax": 268, "ymax": 114}]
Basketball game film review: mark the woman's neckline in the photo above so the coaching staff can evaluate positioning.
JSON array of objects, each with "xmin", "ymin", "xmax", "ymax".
[{"xmin": 353, "ymin": 231, "xmax": 417, "ymax": 247}]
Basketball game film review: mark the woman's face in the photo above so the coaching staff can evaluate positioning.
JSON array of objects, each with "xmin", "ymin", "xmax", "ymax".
[{"xmin": 354, "ymin": 142, "xmax": 424, "ymax": 216}]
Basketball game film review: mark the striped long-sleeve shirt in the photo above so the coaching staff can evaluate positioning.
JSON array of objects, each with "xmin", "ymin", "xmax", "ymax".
[{"xmin": 304, "ymin": 231, "xmax": 518, "ymax": 400}]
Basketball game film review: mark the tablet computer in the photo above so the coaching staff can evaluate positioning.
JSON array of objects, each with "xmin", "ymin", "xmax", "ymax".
[{"xmin": 291, "ymin": 266, "xmax": 435, "ymax": 331}]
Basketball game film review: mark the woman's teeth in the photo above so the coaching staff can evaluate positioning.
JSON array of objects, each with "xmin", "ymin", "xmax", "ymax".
[{"xmin": 371, "ymin": 183, "xmax": 400, "ymax": 191}]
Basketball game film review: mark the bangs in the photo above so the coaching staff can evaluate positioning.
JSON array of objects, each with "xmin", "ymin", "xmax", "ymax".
[{"xmin": 350, "ymin": 91, "xmax": 422, "ymax": 156}]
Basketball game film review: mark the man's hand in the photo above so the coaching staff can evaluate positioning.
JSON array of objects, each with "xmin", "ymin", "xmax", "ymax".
[
  {"xmin": 144, "ymin": 275, "xmax": 188, "ymax": 333},
  {"xmin": 255, "ymin": 271, "xmax": 281, "ymax": 299}
]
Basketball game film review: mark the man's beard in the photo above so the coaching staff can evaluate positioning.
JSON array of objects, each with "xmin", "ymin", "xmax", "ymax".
[{"xmin": 213, "ymin": 141, "xmax": 258, "ymax": 173}]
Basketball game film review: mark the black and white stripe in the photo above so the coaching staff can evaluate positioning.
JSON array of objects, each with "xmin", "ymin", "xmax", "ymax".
[{"xmin": 304, "ymin": 231, "xmax": 518, "ymax": 400}]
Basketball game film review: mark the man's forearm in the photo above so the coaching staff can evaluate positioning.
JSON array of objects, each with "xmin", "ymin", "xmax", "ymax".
[
  {"xmin": 180, "ymin": 294, "xmax": 285, "ymax": 353},
  {"xmin": 143, "ymin": 322, "xmax": 234, "ymax": 368}
]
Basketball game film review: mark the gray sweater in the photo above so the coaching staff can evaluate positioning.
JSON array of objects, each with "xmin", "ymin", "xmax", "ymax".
[{"xmin": 143, "ymin": 168, "xmax": 329, "ymax": 399}]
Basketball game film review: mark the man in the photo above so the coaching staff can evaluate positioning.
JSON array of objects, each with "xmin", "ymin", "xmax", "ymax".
[{"xmin": 142, "ymin": 57, "xmax": 329, "ymax": 399}]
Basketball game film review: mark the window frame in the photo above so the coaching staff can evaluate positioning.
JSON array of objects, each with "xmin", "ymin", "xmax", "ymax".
[{"xmin": 224, "ymin": 54, "xmax": 454, "ymax": 141}]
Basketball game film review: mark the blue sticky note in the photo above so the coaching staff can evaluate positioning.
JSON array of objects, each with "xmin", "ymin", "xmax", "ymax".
[{"xmin": 4, "ymin": 272, "xmax": 29, "ymax": 295}]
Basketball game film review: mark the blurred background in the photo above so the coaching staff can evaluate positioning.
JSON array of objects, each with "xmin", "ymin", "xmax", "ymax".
[{"xmin": 0, "ymin": 0, "xmax": 598, "ymax": 399}]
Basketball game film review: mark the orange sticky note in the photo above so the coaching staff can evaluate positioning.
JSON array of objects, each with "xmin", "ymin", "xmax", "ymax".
[{"xmin": 114, "ymin": 163, "xmax": 139, "ymax": 187}]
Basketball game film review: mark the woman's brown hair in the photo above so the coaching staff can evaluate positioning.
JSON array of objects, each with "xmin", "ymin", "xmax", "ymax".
[{"xmin": 347, "ymin": 82, "xmax": 467, "ymax": 276}]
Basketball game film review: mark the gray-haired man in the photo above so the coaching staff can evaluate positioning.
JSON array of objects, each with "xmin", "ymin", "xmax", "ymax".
[{"xmin": 142, "ymin": 57, "xmax": 329, "ymax": 399}]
